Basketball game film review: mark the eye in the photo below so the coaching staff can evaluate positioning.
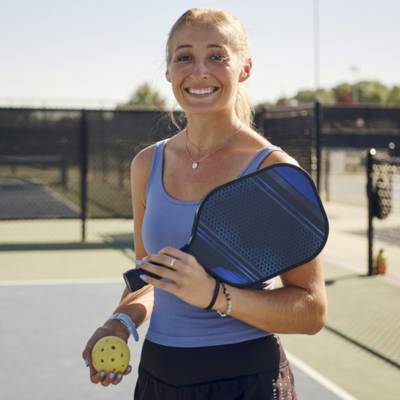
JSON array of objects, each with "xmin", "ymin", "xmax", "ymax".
[
  {"xmin": 210, "ymin": 53, "xmax": 228, "ymax": 62},
  {"xmin": 176, "ymin": 54, "xmax": 192, "ymax": 62}
]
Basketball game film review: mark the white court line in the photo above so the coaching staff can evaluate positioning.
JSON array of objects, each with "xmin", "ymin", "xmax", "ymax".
[
  {"xmin": 0, "ymin": 277, "xmax": 123, "ymax": 286},
  {"xmin": 287, "ymin": 351, "xmax": 358, "ymax": 400}
]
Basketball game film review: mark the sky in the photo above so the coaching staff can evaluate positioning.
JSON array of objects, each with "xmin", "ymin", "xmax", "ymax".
[{"xmin": 1, "ymin": 0, "xmax": 399, "ymax": 109}]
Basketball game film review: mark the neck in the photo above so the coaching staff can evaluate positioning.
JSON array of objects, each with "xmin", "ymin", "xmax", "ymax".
[{"xmin": 185, "ymin": 112, "xmax": 243, "ymax": 150}]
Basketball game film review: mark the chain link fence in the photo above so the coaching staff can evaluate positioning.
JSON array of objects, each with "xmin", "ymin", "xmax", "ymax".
[{"xmin": 367, "ymin": 151, "xmax": 400, "ymax": 285}]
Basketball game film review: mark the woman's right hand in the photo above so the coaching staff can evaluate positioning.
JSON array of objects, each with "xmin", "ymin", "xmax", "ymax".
[{"xmin": 82, "ymin": 320, "xmax": 132, "ymax": 386}]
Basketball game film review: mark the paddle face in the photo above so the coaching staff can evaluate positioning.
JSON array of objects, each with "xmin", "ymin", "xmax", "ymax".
[
  {"xmin": 123, "ymin": 163, "xmax": 328, "ymax": 291},
  {"xmin": 181, "ymin": 163, "xmax": 328, "ymax": 287}
]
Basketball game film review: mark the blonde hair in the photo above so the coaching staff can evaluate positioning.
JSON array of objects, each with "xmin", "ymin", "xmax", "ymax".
[{"xmin": 166, "ymin": 8, "xmax": 254, "ymax": 129}]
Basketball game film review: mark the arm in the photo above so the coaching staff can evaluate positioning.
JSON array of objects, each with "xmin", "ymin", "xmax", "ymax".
[
  {"xmin": 213, "ymin": 255, "xmax": 327, "ymax": 335},
  {"xmin": 107, "ymin": 145, "xmax": 155, "ymax": 326},
  {"xmin": 82, "ymin": 146, "xmax": 155, "ymax": 385}
]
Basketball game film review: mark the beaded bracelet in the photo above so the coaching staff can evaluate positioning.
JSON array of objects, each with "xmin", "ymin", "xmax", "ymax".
[
  {"xmin": 204, "ymin": 278, "xmax": 220, "ymax": 310},
  {"xmin": 217, "ymin": 282, "xmax": 232, "ymax": 317}
]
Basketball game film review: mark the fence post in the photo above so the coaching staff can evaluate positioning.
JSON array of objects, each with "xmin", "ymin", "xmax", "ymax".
[
  {"xmin": 366, "ymin": 148, "xmax": 375, "ymax": 275},
  {"xmin": 314, "ymin": 100, "xmax": 322, "ymax": 192},
  {"xmin": 80, "ymin": 110, "xmax": 88, "ymax": 242},
  {"xmin": 324, "ymin": 149, "xmax": 330, "ymax": 201}
]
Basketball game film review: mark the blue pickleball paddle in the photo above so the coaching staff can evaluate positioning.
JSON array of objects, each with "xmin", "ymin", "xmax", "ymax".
[{"xmin": 124, "ymin": 163, "xmax": 329, "ymax": 290}]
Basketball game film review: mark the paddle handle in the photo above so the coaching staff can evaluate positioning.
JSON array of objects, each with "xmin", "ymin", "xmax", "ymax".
[
  {"xmin": 123, "ymin": 268, "xmax": 162, "ymax": 292},
  {"xmin": 124, "ymin": 245, "xmax": 192, "ymax": 292}
]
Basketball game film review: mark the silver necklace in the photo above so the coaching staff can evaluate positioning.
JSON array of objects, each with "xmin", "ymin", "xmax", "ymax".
[{"xmin": 185, "ymin": 124, "xmax": 242, "ymax": 169}]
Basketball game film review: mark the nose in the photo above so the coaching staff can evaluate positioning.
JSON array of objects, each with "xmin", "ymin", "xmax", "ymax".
[{"xmin": 190, "ymin": 58, "xmax": 208, "ymax": 80}]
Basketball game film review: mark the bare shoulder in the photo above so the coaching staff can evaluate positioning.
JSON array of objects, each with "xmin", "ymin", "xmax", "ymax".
[{"xmin": 131, "ymin": 144, "xmax": 156, "ymax": 183}]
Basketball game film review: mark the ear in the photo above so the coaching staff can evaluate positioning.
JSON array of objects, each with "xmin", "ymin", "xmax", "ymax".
[
  {"xmin": 166, "ymin": 67, "xmax": 171, "ymax": 83},
  {"xmin": 239, "ymin": 58, "xmax": 252, "ymax": 83}
]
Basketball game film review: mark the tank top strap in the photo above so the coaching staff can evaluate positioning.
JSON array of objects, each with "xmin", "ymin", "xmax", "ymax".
[
  {"xmin": 237, "ymin": 145, "xmax": 283, "ymax": 177},
  {"xmin": 146, "ymin": 139, "xmax": 168, "ymax": 199}
]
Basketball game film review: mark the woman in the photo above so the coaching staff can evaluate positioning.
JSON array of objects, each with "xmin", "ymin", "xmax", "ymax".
[{"xmin": 82, "ymin": 8, "xmax": 327, "ymax": 399}]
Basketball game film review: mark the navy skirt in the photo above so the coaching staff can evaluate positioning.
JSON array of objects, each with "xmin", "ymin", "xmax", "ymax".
[{"xmin": 134, "ymin": 335, "xmax": 297, "ymax": 400}]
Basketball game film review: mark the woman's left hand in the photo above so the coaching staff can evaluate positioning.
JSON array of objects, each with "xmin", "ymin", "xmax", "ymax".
[{"xmin": 138, "ymin": 247, "xmax": 216, "ymax": 308}]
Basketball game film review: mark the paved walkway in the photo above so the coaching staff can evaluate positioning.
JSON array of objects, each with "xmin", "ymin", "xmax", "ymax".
[{"xmin": 0, "ymin": 202, "xmax": 399, "ymax": 399}]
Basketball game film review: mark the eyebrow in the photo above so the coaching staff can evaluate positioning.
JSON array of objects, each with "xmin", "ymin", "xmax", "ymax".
[{"xmin": 173, "ymin": 44, "xmax": 226, "ymax": 52}]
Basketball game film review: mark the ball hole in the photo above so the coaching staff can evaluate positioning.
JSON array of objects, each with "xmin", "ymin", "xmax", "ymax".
[
  {"xmin": 121, "ymin": 353, "xmax": 124, "ymax": 358},
  {"xmin": 101, "ymin": 359, "xmax": 104, "ymax": 363},
  {"xmin": 111, "ymin": 346, "xmax": 116, "ymax": 350},
  {"xmin": 101, "ymin": 348, "xmax": 104, "ymax": 352},
  {"xmin": 111, "ymin": 358, "xmax": 115, "ymax": 362}
]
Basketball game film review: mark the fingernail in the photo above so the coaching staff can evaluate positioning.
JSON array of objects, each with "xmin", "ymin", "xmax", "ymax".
[
  {"xmin": 85, "ymin": 359, "xmax": 89, "ymax": 367},
  {"xmin": 118, "ymin": 373, "xmax": 122, "ymax": 379},
  {"xmin": 109, "ymin": 372, "xmax": 115, "ymax": 379},
  {"xmin": 136, "ymin": 260, "xmax": 142, "ymax": 266},
  {"xmin": 139, "ymin": 275, "xmax": 147, "ymax": 281},
  {"xmin": 128, "ymin": 366, "xmax": 132, "ymax": 372},
  {"xmin": 100, "ymin": 371, "xmax": 105, "ymax": 377},
  {"xmin": 142, "ymin": 256, "xmax": 147, "ymax": 261}
]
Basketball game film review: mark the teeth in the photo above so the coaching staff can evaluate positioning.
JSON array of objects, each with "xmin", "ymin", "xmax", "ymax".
[{"xmin": 188, "ymin": 88, "xmax": 214, "ymax": 95}]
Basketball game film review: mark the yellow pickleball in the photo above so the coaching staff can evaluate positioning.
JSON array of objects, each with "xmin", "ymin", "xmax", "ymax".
[{"xmin": 91, "ymin": 336, "xmax": 131, "ymax": 374}]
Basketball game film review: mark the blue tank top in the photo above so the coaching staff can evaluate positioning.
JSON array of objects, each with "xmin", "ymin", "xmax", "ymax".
[{"xmin": 142, "ymin": 139, "xmax": 283, "ymax": 348}]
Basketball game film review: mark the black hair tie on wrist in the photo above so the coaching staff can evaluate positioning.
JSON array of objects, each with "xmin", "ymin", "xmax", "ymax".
[{"xmin": 204, "ymin": 278, "xmax": 220, "ymax": 310}]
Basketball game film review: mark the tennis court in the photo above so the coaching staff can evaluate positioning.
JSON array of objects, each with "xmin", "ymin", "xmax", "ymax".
[
  {"xmin": 0, "ymin": 176, "xmax": 79, "ymax": 219},
  {"xmin": 0, "ymin": 202, "xmax": 399, "ymax": 399}
]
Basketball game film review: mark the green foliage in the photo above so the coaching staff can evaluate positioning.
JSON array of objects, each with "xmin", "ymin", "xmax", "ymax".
[
  {"xmin": 386, "ymin": 85, "xmax": 400, "ymax": 105},
  {"xmin": 117, "ymin": 83, "xmax": 166, "ymax": 110},
  {"xmin": 358, "ymin": 81, "xmax": 389, "ymax": 104},
  {"xmin": 258, "ymin": 81, "xmax": 400, "ymax": 107},
  {"xmin": 293, "ymin": 89, "xmax": 335, "ymax": 105}
]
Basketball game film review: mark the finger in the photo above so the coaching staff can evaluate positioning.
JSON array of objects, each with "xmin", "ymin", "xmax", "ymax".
[
  {"xmin": 139, "ymin": 272, "xmax": 174, "ymax": 292},
  {"xmin": 158, "ymin": 246, "xmax": 187, "ymax": 260},
  {"xmin": 158, "ymin": 247, "xmax": 199, "ymax": 270},
  {"xmin": 144, "ymin": 253, "xmax": 179, "ymax": 269},
  {"xmin": 82, "ymin": 344, "xmax": 94, "ymax": 367},
  {"xmin": 140, "ymin": 258, "xmax": 179, "ymax": 281},
  {"xmin": 123, "ymin": 365, "xmax": 133, "ymax": 376},
  {"xmin": 101, "ymin": 371, "xmax": 122, "ymax": 387},
  {"xmin": 90, "ymin": 368, "xmax": 106, "ymax": 384},
  {"xmin": 111, "ymin": 367, "xmax": 131, "ymax": 385}
]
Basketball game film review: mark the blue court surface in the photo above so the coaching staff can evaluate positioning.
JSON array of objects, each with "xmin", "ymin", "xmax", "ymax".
[{"xmin": 0, "ymin": 280, "xmax": 357, "ymax": 400}]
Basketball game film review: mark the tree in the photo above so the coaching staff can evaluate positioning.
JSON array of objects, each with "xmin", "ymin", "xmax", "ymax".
[
  {"xmin": 293, "ymin": 89, "xmax": 334, "ymax": 105},
  {"xmin": 117, "ymin": 83, "xmax": 166, "ymax": 110},
  {"xmin": 387, "ymin": 86, "xmax": 400, "ymax": 105},
  {"xmin": 357, "ymin": 81, "xmax": 389, "ymax": 104},
  {"xmin": 331, "ymin": 83, "xmax": 355, "ymax": 104}
]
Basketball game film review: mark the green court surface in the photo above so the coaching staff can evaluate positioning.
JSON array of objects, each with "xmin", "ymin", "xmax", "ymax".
[{"xmin": 1, "ymin": 202, "xmax": 399, "ymax": 399}]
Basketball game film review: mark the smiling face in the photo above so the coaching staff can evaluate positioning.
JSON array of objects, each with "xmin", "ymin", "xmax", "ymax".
[{"xmin": 166, "ymin": 22, "xmax": 251, "ymax": 117}]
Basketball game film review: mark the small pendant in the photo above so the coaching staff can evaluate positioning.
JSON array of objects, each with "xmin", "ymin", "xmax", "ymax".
[{"xmin": 192, "ymin": 162, "xmax": 198, "ymax": 169}]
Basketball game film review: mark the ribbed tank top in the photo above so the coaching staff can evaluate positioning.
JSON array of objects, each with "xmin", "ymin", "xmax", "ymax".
[{"xmin": 142, "ymin": 139, "xmax": 283, "ymax": 348}]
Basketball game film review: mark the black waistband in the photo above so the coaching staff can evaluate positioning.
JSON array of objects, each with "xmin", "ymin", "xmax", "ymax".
[{"xmin": 140, "ymin": 335, "xmax": 287, "ymax": 387}]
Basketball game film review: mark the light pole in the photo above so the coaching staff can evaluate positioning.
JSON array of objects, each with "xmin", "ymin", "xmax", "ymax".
[
  {"xmin": 314, "ymin": 0, "xmax": 320, "ymax": 102},
  {"xmin": 314, "ymin": 0, "xmax": 321, "ymax": 192},
  {"xmin": 351, "ymin": 65, "xmax": 359, "ymax": 103}
]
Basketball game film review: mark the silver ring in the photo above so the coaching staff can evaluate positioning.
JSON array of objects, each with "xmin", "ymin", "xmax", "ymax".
[{"xmin": 170, "ymin": 258, "xmax": 177, "ymax": 267}]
